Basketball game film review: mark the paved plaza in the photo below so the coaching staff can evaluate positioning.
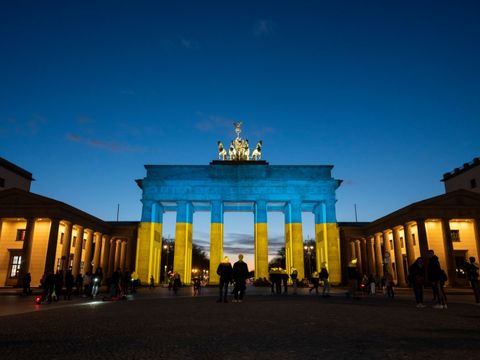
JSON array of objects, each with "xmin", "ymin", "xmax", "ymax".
[{"xmin": 0, "ymin": 286, "xmax": 479, "ymax": 360}]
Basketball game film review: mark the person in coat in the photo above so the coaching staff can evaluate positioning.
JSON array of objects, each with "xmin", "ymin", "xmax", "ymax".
[
  {"xmin": 232, "ymin": 254, "xmax": 249, "ymax": 302},
  {"xmin": 216, "ymin": 256, "xmax": 233, "ymax": 303}
]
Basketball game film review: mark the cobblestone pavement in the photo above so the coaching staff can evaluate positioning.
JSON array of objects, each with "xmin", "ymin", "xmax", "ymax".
[{"xmin": 0, "ymin": 287, "xmax": 479, "ymax": 360}]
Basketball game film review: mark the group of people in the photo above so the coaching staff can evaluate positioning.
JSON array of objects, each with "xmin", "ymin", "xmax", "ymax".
[
  {"xmin": 37, "ymin": 267, "xmax": 140, "ymax": 303},
  {"xmin": 216, "ymin": 254, "xmax": 249, "ymax": 303},
  {"xmin": 409, "ymin": 250, "xmax": 479, "ymax": 309}
]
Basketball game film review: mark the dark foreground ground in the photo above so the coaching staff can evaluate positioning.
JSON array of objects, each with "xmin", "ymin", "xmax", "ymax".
[{"xmin": 1, "ymin": 291, "xmax": 479, "ymax": 360}]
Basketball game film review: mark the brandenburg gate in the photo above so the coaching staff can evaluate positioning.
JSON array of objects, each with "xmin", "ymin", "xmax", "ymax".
[{"xmin": 135, "ymin": 123, "xmax": 342, "ymax": 285}]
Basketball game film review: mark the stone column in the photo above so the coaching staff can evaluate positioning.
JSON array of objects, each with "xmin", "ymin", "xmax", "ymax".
[
  {"xmin": 285, "ymin": 200, "xmax": 304, "ymax": 279},
  {"xmin": 92, "ymin": 232, "xmax": 102, "ymax": 273},
  {"xmin": 392, "ymin": 227, "xmax": 406, "ymax": 286},
  {"xmin": 44, "ymin": 218, "xmax": 60, "ymax": 274},
  {"xmin": 17, "ymin": 217, "xmax": 36, "ymax": 286},
  {"xmin": 174, "ymin": 201, "xmax": 193, "ymax": 285},
  {"xmin": 314, "ymin": 202, "xmax": 327, "ymax": 272},
  {"xmin": 416, "ymin": 219, "xmax": 429, "ymax": 260},
  {"xmin": 83, "ymin": 230, "xmax": 94, "ymax": 274},
  {"xmin": 325, "ymin": 199, "xmax": 341, "ymax": 284},
  {"xmin": 473, "ymin": 219, "xmax": 480, "ymax": 262},
  {"xmin": 349, "ymin": 240, "xmax": 356, "ymax": 261},
  {"xmin": 100, "ymin": 235, "xmax": 111, "ymax": 274},
  {"xmin": 125, "ymin": 238, "xmax": 133, "ymax": 272},
  {"xmin": 360, "ymin": 238, "xmax": 368, "ymax": 274},
  {"xmin": 367, "ymin": 237, "xmax": 375, "ymax": 276},
  {"xmin": 355, "ymin": 240, "xmax": 362, "ymax": 271},
  {"xmin": 61, "ymin": 221, "xmax": 73, "ymax": 273},
  {"xmin": 72, "ymin": 226, "xmax": 84, "ymax": 276},
  {"xmin": 382, "ymin": 230, "xmax": 394, "ymax": 277},
  {"xmin": 120, "ymin": 240, "xmax": 127, "ymax": 271},
  {"xmin": 108, "ymin": 238, "xmax": 116, "ymax": 277},
  {"xmin": 254, "ymin": 200, "xmax": 269, "ymax": 280},
  {"xmin": 441, "ymin": 218, "xmax": 456, "ymax": 286},
  {"xmin": 136, "ymin": 200, "xmax": 163, "ymax": 284},
  {"xmin": 404, "ymin": 223, "xmax": 415, "ymax": 266},
  {"xmin": 209, "ymin": 200, "xmax": 224, "ymax": 285},
  {"xmin": 374, "ymin": 233, "xmax": 384, "ymax": 277},
  {"xmin": 114, "ymin": 239, "xmax": 122, "ymax": 271}
]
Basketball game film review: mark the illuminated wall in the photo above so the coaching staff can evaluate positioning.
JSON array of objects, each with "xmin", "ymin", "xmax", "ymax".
[
  {"xmin": 450, "ymin": 219, "xmax": 478, "ymax": 258},
  {"xmin": 425, "ymin": 219, "xmax": 448, "ymax": 271}
]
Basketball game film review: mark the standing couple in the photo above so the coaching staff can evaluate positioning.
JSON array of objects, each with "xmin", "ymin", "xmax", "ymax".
[{"xmin": 216, "ymin": 254, "xmax": 249, "ymax": 303}]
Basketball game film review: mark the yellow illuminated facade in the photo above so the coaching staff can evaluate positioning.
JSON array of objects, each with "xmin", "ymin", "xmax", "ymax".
[{"xmin": 341, "ymin": 190, "xmax": 480, "ymax": 286}]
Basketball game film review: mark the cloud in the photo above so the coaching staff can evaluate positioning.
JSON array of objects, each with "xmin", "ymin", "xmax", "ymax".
[
  {"xmin": 195, "ymin": 113, "xmax": 237, "ymax": 133},
  {"xmin": 65, "ymin": 133, "xmax": 144, "ymax": 153},
  {"xmin": 0, "ymin": 114, "xmax": 47, "ymax": 136},
  {"xmin": 179, "ymin": 36, "xmax": 200, "ymax": 50},
  {"xmin": 253, "ymin": 19, "xmax": 276, "ymax": 37}
]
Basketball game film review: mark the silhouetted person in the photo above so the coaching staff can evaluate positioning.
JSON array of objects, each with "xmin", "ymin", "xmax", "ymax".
[
  {"xmin": 466, "ymin": 256, "xmax": 480, "ymax": 304},
  {"xmin": 409, "ymin": 257, "xmax": 426, "ymax": 308},
  {"xmin": 216, "ymin": 256, "xmax": 233, "ymax": 303},
  {"xmin": 54, "ymin": 270, "xmax": 64, "ymax": 301},
  {"xmin": 427, "ymin": 250, "xmax": 447, "ymax": 309},
  {"xmin": 290, "ymin": 268, "xmax": 298, "ymax": 295},
  {"xmin": 320, "ymin": 264, "xmax": 331, "ymax": 297},
  {"xmin": 232, "ymin": 254, "xmax": 249, "ymax": 302},
  {"xmin": 65, "ymin": 269, "xmax": 74, "ymax": 300}
]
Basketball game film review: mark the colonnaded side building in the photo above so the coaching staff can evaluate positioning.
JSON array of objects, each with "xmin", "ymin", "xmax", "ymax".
[{"xmin": 0, "ymin": 157, "xmax": 138, "ymax": 287}]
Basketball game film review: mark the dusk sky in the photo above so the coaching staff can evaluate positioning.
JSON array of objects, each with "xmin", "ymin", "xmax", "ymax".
[{"xmin": 1, "ymin": 1, "xmax": 480, "ymax": 266}]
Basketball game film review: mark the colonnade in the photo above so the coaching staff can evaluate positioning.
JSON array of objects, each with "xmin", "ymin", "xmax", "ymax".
[
  {"xmin": 136, "ymin": 199, "xmax": 341, "ymax": 286},
  {"xmin": 55, "ymin": 219, "xmax": 132, "ymax": 278},
  {"xmin": 0, "ymin": 217, "xmax": 132, "ymax": 287},
  {"xmin": 347, "ymin": 218, "xmax": 480, "ymax": 286}
]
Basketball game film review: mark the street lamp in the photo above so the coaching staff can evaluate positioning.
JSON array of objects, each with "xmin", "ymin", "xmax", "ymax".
[
  {"xmin": 304, "ymin": 245, "xmax": 314, "ymax": 278},
  {"xmin": 163, "ymin": 239, "xmax": 172, "ymax": 284}
]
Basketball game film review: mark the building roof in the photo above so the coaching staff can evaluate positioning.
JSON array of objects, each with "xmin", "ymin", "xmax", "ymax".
[
  {"xmin": 363, "ymin": 189, "xmax": 480, "ymax": 234},
  {"xmin": 442, "ymin": 156, "xmax": 480, "ymax": 182},
  {"xmin": 0, "ymin": 157, "xmax": 34, "ymax": 181},
  {"xmin": 0, "ymin": 188, "xmax": 110, "ymax": 232}
]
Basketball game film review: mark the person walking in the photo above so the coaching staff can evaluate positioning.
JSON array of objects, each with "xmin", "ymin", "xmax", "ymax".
[
  {"xmin": 319, "ymin": 263, "xmax": 331, "ymax": 297},
  {"xmin": 466, "ymin": 256, "xmax": 480, "ymax": 304},
  {"xmin": 385, "ymin": 272, "xmax": 395, "ymax": 298},
  {"xmin": 408, "ymin": 257, "xmax": 426, "ymax": 308},
  {"xmin": 216, "ymin": 256, "xmax": 233, "ymax": 303},
  {"xmin": 290, "ymin": 268, "xmax": 298, "ymax": 295},
  {"xmin": 232, "ymin": 254, "xmax": 249, "ymax": 302},
  {"xmin": 309, "ymin": 271, "xmax": 320, "ymax": 294},
  {"xmin": 346, "ymin": 259, "xmax": 360, "ymax": 299},
  {"xmin": 91, "ymin": 267, "xmax": 103, "ymax": 298},
  {"xmin": 64, "ymin": 269, "xmax": 74, "ymax": 300}
]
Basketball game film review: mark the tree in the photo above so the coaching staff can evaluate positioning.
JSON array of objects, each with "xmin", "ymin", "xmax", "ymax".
[{"xmin": 269, "ymin": 247, "xmax": 286, "ymax": 269}]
